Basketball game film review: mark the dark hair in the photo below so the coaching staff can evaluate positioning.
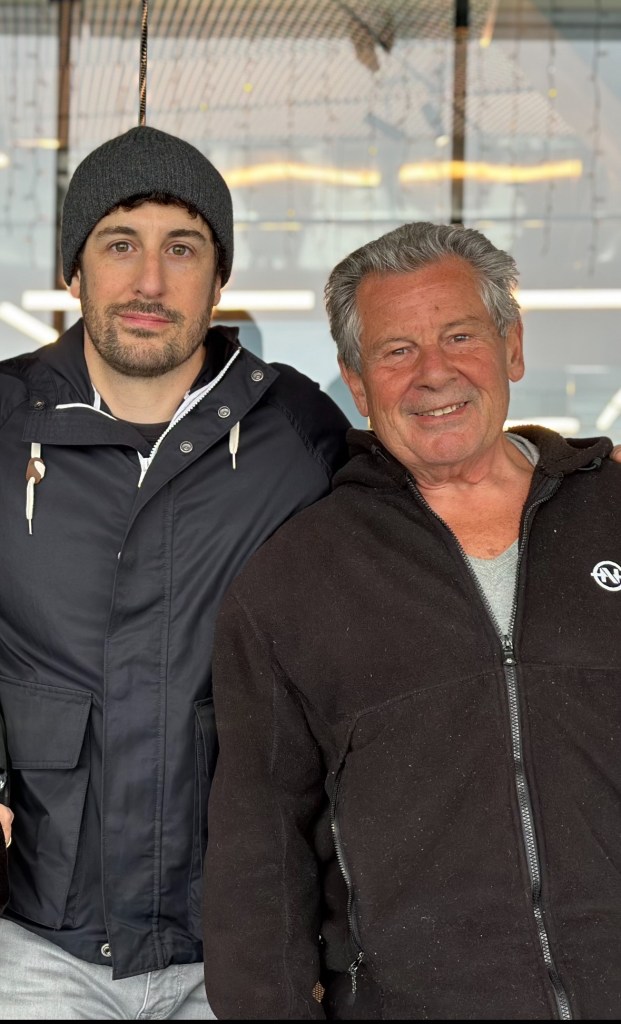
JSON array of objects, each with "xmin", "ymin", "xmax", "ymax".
[{"xmin": 74, "ymin": 191, "xmax": 225, "ymax": 281}]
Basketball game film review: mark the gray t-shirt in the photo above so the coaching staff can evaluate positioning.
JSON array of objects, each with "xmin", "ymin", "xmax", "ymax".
[{"xmin": 465, "ymin": 434, "xmax": 539, "ymax": 636}]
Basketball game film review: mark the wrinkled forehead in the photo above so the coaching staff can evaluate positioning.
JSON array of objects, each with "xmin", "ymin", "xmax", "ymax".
[{"xmin": 356, "ymin": 260, "xmax": 489, "ymax": 334}]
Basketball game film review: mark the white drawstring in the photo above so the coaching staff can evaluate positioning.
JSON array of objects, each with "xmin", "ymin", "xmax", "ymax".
[
  {"xmin": 229, "ymin": 422, "xmax": 240, "ymax": 470},
  {"xmin": 26, "ymin": 442, "xmax": 46, "ymax": 535}
]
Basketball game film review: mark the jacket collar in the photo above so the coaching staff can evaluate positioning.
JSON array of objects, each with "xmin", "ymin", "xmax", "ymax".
[
  {"xmin": 34, "ymin": 319, "xmax": 243, "ymax": 406},
  {"xmin": 21, "ymin": 320, "xmax": 279, "ymax": 457},
  {"xmin": 335, "ymin": 425, "xmax": 613, "ymax": 492}
]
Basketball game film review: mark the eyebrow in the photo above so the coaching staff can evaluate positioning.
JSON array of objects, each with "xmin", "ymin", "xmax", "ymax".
[
  {"xmin": 373, "ymin": 315, "xmax": 489, "ymax": 350},
  {"xmin": 94, "ymin": 226, "xmax": 209, "ymax": 244},
  {"xmin": 441, "ymin": 316, "xmax": 487, "ymax": 330}
]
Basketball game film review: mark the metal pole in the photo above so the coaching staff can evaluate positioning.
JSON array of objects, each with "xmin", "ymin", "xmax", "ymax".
[
  {"xmin": 53, "ymin": 0, "xmax": 74, "ymax": 336},
  {"xmin": 451, "ymin": 0, "xmax": 469, "ymax": 225}
]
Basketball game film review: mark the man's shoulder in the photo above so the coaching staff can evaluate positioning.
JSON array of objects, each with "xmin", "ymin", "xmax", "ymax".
[
  {"xmin": 255, "ymin": 358, "xmax": 350, "ymax": 475},
  {"xmin": 264, "ymin": 360, "xmax": 349, "ymax": 430},
  {"xmin": 0, "ymin": 351, "xmax": 40, "ymax": 422}
]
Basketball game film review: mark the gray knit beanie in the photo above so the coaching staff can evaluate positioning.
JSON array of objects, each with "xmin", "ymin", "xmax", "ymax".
[{"xmin": 61, "ymin": 125, "xmax": 234, "ymax": 285}]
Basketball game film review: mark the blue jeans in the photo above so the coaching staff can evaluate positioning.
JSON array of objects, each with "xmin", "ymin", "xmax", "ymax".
[{"xmin": 0, "ymin": 919, "xmax": 217, "ymax": 1019}]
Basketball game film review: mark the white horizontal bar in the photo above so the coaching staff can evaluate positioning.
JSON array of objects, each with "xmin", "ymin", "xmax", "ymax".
[
  {"xmin": 22, "ymin": 289, "xmax": 316, "ymax": 313},
  {"xmin": 216, "ymin": 290, "xmax": 315, "ymax": 311},
  {"xmin": 517, "ymin": 290, "xmax": 621, "ymax": 310},
  {"xmin": 22, "ymin": 290, "xmax": 80, "ymax": 311}
]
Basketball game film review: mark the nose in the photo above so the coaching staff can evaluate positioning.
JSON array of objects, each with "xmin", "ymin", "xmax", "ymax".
[
  {"xmin": 132, "ymin": 250, "xmax": 165, "ymax": 299},
  {"xmin": 414, "ymin": 343, "xmax": 457, "ymax": 389}
]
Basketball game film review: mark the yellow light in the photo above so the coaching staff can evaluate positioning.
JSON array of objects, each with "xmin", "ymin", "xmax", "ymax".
[
  {"xmin": 399, "ymin": 159, "xmax": 582, "ymax": 184},
  {"xmin": 479, "ymin": 0, "xmax": 499, "ymax": 48},
  {"xmin": 0, "ymin": 152, "xmax": 9, "ymax": 169},
  {"xmin": 15, "ymin": 138, "xmax": 60, "ymax": 150},
  {"xmin": 259, "ymin": 222, "xmax": 302, "ymax": 231},
  {"xmin": 226, "ymin": 163, "xmax": 380, "ymax": 188}
]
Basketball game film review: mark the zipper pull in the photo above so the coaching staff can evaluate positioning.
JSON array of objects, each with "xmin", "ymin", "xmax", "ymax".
[
  {"xmin": 502, "ymin": 635, "xmax": 516, "ymax": 666},
  {"xmin": 348, "ymin": 950, "xmax": 364, "ymax": 995}
]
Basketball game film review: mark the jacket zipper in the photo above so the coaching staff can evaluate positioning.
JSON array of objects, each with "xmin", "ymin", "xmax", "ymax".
[
  {"xmin": 57, "ymin": 348, "xmax": 241, "ymax": 487},
  {"xmin": 407, "ymin": 475, "xmax": 572, "ymax": 1020},
  {"xmin": 136, "ymin": 348, "xmax": 241, "ymax": 485},
  {"xmin": 330, "ymin": 764, "xmax": 366, "ymax": 994}
]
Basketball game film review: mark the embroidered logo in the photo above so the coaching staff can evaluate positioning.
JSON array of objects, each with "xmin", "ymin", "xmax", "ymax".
[{"xmin": 591, "ymin": 560, "xmax": 621, "ymax": 591}]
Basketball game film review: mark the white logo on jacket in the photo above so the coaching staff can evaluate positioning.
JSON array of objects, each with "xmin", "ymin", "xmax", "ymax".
[{"xmin": 591, "ymin": 560, "xmax": 621, "ymax": 591}]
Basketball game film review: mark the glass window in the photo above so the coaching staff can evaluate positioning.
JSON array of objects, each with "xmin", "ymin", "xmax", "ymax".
[{"xmin": 1, "ymin": 0, "xmax": 620, "ymax": 438}]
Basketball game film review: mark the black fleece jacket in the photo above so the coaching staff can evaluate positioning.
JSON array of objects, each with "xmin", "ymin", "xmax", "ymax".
[{"xmin": 204, "ymin": 427, "xmax": 621, "ymax": 1020}]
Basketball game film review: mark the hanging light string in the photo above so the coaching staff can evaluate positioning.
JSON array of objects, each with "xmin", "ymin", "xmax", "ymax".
[
  {"xmin": 587, "ymin": 0, "xmax": 604, "ymax": 277},
  {"xmin": 542, "ymin": 0, "xmax": 558, "ymax": 257},
  {"xmin": 508, "ymin": 0, "xmax": 525, "ymax": 252},
  {"xmin": 139, "ymin": 0, "xmax": 148, "ymax": 126}
]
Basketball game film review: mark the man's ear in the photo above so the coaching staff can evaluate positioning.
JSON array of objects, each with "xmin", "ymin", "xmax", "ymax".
[
  {"xmin": 212, "ymin": 275, "xmax": 222, "ymax": 312},
  {"xmin": 506, "ymin": 319, "xmax": 525, "ymax": 383},
  {"xmin": 339, "ymin": 358, "xmax": 369, "ymax": 419},
  {"xmin": 69, "ymin": 270, "xmax": 81, "ymax": 301}
]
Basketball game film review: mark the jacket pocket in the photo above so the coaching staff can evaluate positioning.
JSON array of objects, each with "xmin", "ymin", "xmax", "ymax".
[
  {"xmin": 0, "ymin": 675, "xmax": 91, "ymax": 927},
  {"xmin": 188, "ymin": 697, "xmax": 219, "ymax": 922}
]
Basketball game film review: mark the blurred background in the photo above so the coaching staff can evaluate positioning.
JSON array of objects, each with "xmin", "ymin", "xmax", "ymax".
[{"xmin": 1, "ymin": 0, "xmax": 621, "ymax": 437}]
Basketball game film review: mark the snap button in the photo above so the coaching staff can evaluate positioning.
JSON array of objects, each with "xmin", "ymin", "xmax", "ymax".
[
  {"xmin": 250, "ymin": 369, "xmax": 264, "ymax": 382},
  {"xmin": 217, "ymin": 406, "xmax": 231, "ymax": 418},
  {"xmin": 101, "ymin": 942, "xmax": 112, "ymax": 958},
  {"xmin": 179, "ymin": 441, "xmax": 193, "ymax": 454},
  {"xmin": 32, "ymin": 399, "xmax": 46, "ymax": 410}
]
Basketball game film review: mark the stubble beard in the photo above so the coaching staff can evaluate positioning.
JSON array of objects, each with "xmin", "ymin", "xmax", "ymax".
[{"xmin": 80, "ymin": 274, "xmax": 217, "ymax": 379}]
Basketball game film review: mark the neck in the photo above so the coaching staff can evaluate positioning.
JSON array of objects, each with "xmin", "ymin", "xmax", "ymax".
[
  {"xmin": 83, "ymin": 335, "xmax": 205, "ymax": 423},
  {"xmin": 412, "ymin": 435, "xmax": 535, "ymax": 559},
  {"xmin": 411, "ymin": 435, "xmax": 532, "ymax": 496}
]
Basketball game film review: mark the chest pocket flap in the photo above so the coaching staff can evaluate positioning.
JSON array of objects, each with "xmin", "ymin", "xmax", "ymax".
[{"xmin": 0, "ymin": 676, "xmax": 91, "ymax": 768}]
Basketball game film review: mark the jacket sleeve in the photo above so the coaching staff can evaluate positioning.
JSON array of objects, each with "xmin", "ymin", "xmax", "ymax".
[
  {"xmin": 203, "ymin": 588, "xmax": 326, "ymax": 1020},
  {"xmin": 0, "ymin": 710, "xmax": 9, "ymax": 913}
]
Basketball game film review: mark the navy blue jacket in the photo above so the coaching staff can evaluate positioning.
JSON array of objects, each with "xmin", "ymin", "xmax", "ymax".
[{"xmin": 0, "ymin": 321, "xmax": 349, "ymax": 978}]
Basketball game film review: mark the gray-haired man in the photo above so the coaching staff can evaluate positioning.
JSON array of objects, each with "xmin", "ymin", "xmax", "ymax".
[
  {"xmin": 203, "ymin": 221, "xmax": 621, "ymax": 1020},
  {"xmin": 0, "ymin": 125, "xmax": 349, "ymax": 1019}
]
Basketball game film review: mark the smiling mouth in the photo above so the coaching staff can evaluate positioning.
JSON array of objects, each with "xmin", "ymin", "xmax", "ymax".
[{"xmin": 415, "ymin": 402, "xmax": 467, "ymax": 418}]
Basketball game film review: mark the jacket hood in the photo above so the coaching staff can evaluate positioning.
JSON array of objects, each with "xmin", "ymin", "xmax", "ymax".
[{"xmin": 334, "ymin": 425, "xmax": 613, "ymax": 492}]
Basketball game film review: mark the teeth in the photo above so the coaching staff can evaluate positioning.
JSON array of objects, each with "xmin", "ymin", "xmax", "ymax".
[{"xmin": 419, "ymin": 402, "xmax": 466, "ymax": 417}]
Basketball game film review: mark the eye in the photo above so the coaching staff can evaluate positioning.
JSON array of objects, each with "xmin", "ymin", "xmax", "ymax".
[
  {"xmin": 110, "ymin": 240, "xmax": 133, "ymax": 254},
  {"xmin": 451, "ymin": 333, "xmax": 470, "ymax": 343},
  {"xmin": 169, "ymin": 243, "xmax": 192, "ymax": 257}
]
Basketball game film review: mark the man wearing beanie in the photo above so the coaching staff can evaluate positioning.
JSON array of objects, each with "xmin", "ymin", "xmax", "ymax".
[{"xmin": 0, "ymin": 125, "xmax": 349, "ymax": 1018}]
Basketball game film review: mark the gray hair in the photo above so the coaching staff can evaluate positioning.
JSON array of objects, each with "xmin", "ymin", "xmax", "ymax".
[{"xmin": 324, "ymin": 221, "xmax": 521, "ymax": 372}]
